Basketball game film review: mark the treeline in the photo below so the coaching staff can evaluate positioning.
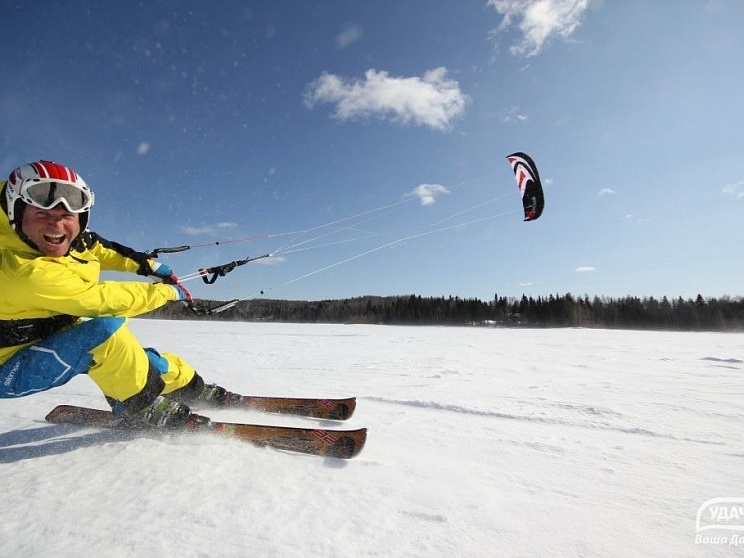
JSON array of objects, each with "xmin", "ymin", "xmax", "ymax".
[
  {"xmin": 144, "ymin": 293, "xmax": 744, "ymax": 331},
  {"xmin": 494, "ymin": 293, "xmax": 744, "ymax": 330}
]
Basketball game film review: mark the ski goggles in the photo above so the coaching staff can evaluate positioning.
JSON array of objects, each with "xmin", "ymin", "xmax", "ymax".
[{"xmin": 20, "ymin": 180, "xmax": 94, "ymax": 213}]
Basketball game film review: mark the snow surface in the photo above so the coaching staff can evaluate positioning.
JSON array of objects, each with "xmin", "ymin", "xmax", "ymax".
[{"xmin": 0, "ymin": 320, "xmax": 741, "ymax": 557}]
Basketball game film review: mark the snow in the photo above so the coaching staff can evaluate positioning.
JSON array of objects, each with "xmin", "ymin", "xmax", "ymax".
[{"xmin": 0, "ymin": 320, "xmax": 741, "ymax": 557}]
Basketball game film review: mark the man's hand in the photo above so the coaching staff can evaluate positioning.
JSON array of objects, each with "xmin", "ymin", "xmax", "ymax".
[
  {"xmin": 170, "ymin": 281, "xmax": 193, "ymax": 303},
  {"xmin": 148, "ymin": 261, "xmax": 178, "ymax": 285},
  {"xmin": 143, "ymin": 259, "xmax": 192, "ymax": 303}
]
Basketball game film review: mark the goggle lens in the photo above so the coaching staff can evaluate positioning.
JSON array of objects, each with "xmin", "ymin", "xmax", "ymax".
[{"xmin": 22, "ymin": 180, "xmax": 93, "ymax": 213}]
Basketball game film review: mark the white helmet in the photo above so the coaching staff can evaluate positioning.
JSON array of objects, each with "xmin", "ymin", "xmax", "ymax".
[{"xmin": 4, "ymin": 160, "xmax": 95, "ymax": 230}]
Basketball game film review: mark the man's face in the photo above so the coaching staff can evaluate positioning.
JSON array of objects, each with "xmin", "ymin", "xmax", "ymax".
[{"xmin": 20, "ymin": 204, "xmax": 81, "ymax": 257}]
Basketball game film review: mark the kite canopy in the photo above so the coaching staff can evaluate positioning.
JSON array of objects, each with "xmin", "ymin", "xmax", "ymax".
[{"xmin": 506, "ymin": 152, "xmax": 545, "ymax": 221}]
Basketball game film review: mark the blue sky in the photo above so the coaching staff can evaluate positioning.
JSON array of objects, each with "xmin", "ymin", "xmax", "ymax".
[{"xmin": 2, "ymin": 0, "xmax": 743, "ymax": 303}]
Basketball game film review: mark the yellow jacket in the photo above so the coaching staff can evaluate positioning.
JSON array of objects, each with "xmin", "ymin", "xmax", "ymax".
[{"xmin": 0, "ymin": 191, "xmax": 178, "ymax": 361}]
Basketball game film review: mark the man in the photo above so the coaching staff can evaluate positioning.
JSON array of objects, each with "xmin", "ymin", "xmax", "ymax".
[{"xmin": 0, "ymin": 160, "xmax": 228, "ymax": 427}]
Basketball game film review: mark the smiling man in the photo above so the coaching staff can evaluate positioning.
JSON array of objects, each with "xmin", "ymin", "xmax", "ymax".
[
  {"xmin": 21, "ymin": 205, "xmax": 81, "ymax": 257},
  {"xmin": 0, "ymin": 160, "xmax": 231, "ymax": 427}
]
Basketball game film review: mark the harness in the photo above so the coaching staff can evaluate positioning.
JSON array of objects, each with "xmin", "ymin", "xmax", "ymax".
[{"xmin": 0, "ymin": 314, "xmax": 79, "ymax": 348}]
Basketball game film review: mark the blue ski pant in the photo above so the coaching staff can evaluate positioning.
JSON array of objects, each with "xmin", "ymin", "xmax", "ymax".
[{"xmin": 0, "ymin": 317, "xmax": 196, "ymax": 403}]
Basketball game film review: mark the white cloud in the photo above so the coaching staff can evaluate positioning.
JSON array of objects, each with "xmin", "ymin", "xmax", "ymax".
[
  {"xmin": 408, "ymin": 184, "xmax": 450, "ymax": 206},
  {"xmin": 576, "ymin": 266, "xmax": 595, "ymax": 273},
  {"xmin": 304, "ymin": 67, "xmax": 469, "ymax": 131},
  {"xmin": 488, "ymin": 0, "xmax": 593, "ymax": 57},
  {"xmin": 181, "ymin": 222, "xmax": 238, "ymax": 236},
  {"xmin": 336, "ymin": 24, "xmax": 362, "ymax": 49},
  {"xmin": 723, "ymin": 180, "xmax": 744, "ymax": 199},
  {"xmin": 137, "ymin": 142, "xmax": 150, "ymax": 155},
  {"xmin": 501, "ymin": 106, "xmax": 528, "ymax": 123},
  {"xmin": 598, "ymin": 187, "xmax": 615, "ymax": 196}
]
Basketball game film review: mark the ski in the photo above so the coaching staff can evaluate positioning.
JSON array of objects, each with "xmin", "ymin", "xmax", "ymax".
[
  {"xmin": 45, "ymin": 405, "xmax": 367, "ymax": 459},
  {"xmin": 219, "ymin": 394, "xmax": 356, "ymax": 421}
]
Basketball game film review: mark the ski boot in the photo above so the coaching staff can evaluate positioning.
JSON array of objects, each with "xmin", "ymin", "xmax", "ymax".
[
  {"xmin": 198, "ymin": 383, "xmax": 241, "ymax": 407},
  {"xmin": 129, "ymin": 396, "xmax": 193, "ymax": 428}
]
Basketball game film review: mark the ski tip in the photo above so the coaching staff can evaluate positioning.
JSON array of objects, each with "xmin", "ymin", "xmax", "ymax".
[
  {"xmin": 45, "ymin": 405, "xmax": 76, "ymax": 423},
  {"xmin": 329, "ymin": 399, "xmax": 356, "ymax": 421},
  {"xmin": 326, "ymin": 427, "xmax": 367, "ymax": 459},
  {"xmin": 45, "ymin": 406, "xmax": 59, "ymax": 422}
]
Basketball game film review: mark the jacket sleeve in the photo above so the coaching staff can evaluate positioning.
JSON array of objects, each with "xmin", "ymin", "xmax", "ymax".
[
  {"xmin": 81, "ymin": 231, "xmax": 156, "ymax": 275},
  {"xmin": 15, "ymin": 257, "xmax": 178, "ymax": 318}
]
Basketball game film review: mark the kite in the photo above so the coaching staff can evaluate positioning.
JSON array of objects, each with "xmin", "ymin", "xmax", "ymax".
[{"xmin": 506, "ymin": 152, "xmax": 545, "ymax": 221}]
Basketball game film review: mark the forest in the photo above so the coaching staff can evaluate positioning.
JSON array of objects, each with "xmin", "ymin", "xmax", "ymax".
[{"xmin": 144, "ymin": 293, "xmax": 744, "ymax": 332}]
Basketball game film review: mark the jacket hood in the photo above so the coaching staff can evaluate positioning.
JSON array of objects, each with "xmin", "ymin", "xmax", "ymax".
[{"xmin": 0, "ymin": 202, "xmax": 40, "ymax": 257}]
